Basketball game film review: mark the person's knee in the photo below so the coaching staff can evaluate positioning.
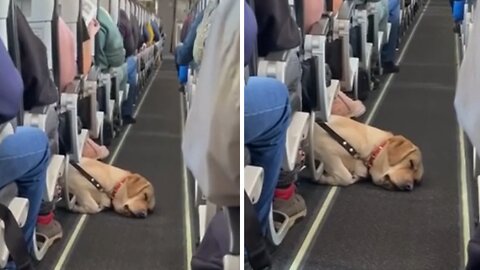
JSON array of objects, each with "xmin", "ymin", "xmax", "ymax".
[
  {"xmin": 18, "ymin": 127, "xmax": 50, "ymax": 159},
  {"xmin": 16, "ymin": 126, "xmax": 48, "ymax": 144},
  {"xmin": 246, "ymin": 77, "xmax": 290, "ymax": 103},
  {"xmin": 246, "ymin": 77, "xmax": 291, "ymax": 121}
]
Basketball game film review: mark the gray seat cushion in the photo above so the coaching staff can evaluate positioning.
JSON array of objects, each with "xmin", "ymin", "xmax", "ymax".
[{"xmin": 0, "ymin": 183, "xmax": 19, "ymax": 206}]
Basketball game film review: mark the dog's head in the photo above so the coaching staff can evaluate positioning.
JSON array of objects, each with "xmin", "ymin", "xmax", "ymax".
[
  {"xmin": 111, "ymin": 173, "xmax": 155, "ymax": 218},
  {"xmin": 371, "ymin": 135, "xmax": 424, "ymax": 191}
]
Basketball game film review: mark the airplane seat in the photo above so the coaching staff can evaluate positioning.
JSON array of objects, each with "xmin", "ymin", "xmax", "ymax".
[
  {"xmin": 367, "ymin": 1, "xmax": 387, "ymax": 75},
  {"xmin": 109, "ymin": 0, "xmax": 119, "ymax": 24},
  {"xmin": 332, "ymin": 0, "xmax": 344, "ymax": 14},
  {"xmin": 303, "ymin": 17, "xmax": 342, "ymax": 182},
  {"xmin": 333, "ymin": 0, "xmax": 359, "ymax": 96},
  {"xmin": 56, "ymin": 1, "xmax": 93, "ymax": 168},
  {"xmin": 79, "ymin": 0, "xmax": 104, "ymax": 142},
  {"xmin": 95, "ymin": 5, "xmax": 127, "ymax": 137},
  {"xmin": 15, "ymin": 1, "xmax": 67, "ymax": 208},
  {"xmin": 351, "ymin": 3, "xmax": 373, "ymax": 74}
]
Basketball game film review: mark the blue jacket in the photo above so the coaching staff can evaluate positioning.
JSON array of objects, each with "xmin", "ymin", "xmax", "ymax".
[
  {"xmin": 0, "ymin": 39, "xmax": 23, "ymax": 124},
  {"xmin": 175, "ymin": 11, "xmax": 204, "ymax": 66}
]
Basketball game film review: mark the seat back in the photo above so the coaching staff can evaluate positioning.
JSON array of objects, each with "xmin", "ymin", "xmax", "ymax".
[
  {"xmin": 258, "ymin": 49, "xmax": 303, "ymax": 112},
  {"xmin": 332, "ymin": 0, "xmax": 344, "ymax": 14},
  {"xmin": 334, "ymin": 0, "xmax": 355, "ymax": 91},
  {"xmin": 304, "ymin": 16, "xmax": 338, "ymax": 121},
  {"xmin": 17, "ymin": 0, "xmax": 59, "ymax": 87},
  {"xmin": 57, "ymin": 16, "xmax": 77, "ymax": 92},
  {"xmin": 0, "ymin": 0, "xmax": 8, "ymax": 45},
  {"xmin": 303, "ymin": 0, "xmax": 324, "ymax": 34},
  {"xmin": 99, "ymin": 0, "xmax": 109, "ymax": 12},
  {"xmin": 80, "ymin": 0, "xmax": 98, "ymax": 75},
  {"xmin": 126, "ymin": 0, "xmax": 131, "ymax": 17},
  {"xmin": 119, "ymin": 0, "xmax": 125, "ymax": 11},
  {"xmin": 59, "ymin": 0, "xmax": 80, "ymax": 50},
  {"xmin": 254, "ymin": 0, "xmax": 301, "ymax": 57},
  {"xmin": 109, "ymin": 0, "xmax": 119, "ymax": 24},
  {"xmin": 15, "ymin": 5, "xmax": 59, "ymax": 112}
]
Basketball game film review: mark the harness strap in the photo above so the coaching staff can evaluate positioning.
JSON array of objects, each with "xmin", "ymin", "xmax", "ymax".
[
  {"xmin": 69, "ymin": 160, "xmax": 106, "ymax": 192},
  {"xmin": 318, "ymin": 122, "xmax": 360, "ymax": 159}
]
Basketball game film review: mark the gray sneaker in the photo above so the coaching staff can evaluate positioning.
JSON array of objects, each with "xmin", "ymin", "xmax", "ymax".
[{"xmin": 272, "ymin": 193, "xmax": 307, "ymax": 230}]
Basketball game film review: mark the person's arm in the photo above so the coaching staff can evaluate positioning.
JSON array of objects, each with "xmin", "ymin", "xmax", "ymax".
[
  {"xmin": 182, "ymin": 0, "xmax": 240, "ymax": 206},
  {"xmin": 0, "ymin": 39, "xmax": 23, "ymax": 124}
]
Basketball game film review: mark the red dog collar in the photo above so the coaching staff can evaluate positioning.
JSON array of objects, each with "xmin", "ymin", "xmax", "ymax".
[
  {"xmin": 366, "ymin": 141, "xmax": 388, "ymax": 168},
  {"xmin": 110, "ymin": 178, "xmax": 127, "ymax": 199}
]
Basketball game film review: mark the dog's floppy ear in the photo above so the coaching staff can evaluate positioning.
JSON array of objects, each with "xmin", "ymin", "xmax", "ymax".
[
  {"xmin": 386, "ymin": 135, "xmax": 417, "ymax": 166},
  {"xmin": 124, "ymin": 173, "xmax": 150, "ymax": 198}
]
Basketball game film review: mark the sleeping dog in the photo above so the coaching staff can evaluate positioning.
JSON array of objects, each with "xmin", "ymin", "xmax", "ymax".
[
  {"xmin": 67, "ymin": 158, "xmax": 155, "ymax": 217},
  {"xmin": 313, "ymin": 115, "xmax": 424, "ymax": 191}
]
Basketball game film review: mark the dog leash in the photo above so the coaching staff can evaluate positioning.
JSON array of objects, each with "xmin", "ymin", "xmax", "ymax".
[
  {"xmin": 317, "ymin": 122, "xmax": 361, "ymax": 160},
  {"xmin": 69, "ymin": 160, "xmax": 106, "ymax": 193}
]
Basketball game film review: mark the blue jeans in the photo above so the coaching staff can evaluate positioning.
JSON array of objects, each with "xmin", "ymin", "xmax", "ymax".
[
  {"xmin": 382, "ymin": 0, "xmax": 401, "ymax": 63},
  {"xmin": 244, "ymin": 77, "xmax": 291, "ymax": 235},
  {"xmin": 122, "ymin": 56, "xmax": 138, "ymax": 117},
  {"xmin": 0, "ymin": 127, "xmax": 49, "ymax": 268}
]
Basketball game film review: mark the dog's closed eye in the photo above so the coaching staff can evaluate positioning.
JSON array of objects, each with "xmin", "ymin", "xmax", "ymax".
[
  {"xmin": 409, "ymin": 159, "xmax": 415, "ymax": 170},
  {"xmin": 144, "ymin": 193, "xmax": 148, "ymax": 201}
]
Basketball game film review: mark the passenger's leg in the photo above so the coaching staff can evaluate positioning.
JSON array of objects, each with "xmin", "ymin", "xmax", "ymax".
[
  {"xmin": 122, "ymin": 56, "xmax": 138, "ymax": 124},
  {"xmin": 0, "ymin": 127, "xmax": 49, "ymax": 251},
  {"xmin": 245, "ymin": 77, "xmax": 291, "ymax": 234},
  {"xmin": 452, "ymin": 0, "xmax": 464, "ymax": 33},
  {"xmin": 381, "ymin": 0, "xmax": 401, "ymax": 73}
]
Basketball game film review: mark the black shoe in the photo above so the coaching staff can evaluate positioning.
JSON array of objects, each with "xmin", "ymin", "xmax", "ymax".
[
  {"xmin": 123, "ymin": 116, "xmax": 137, "ymax": 125},
  {"xmin": 178, "ymin": 85, "xmax": 185, "ymax": 93},
  {"xmin": 382, "ymin": 62, "xmax": 400, "ymax": 74},
  {"xmin": 453, "ymin": 22, "xmax": 461, "ymax": 34},
  {"xmin": 371, "ymin": 76, "xmax": 380, "ymax": 90}
]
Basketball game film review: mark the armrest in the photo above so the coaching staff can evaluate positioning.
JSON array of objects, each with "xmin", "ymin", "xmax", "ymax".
[
  {"xmin": 258, "ymin": 49, "xmax": 297, "ymax": 82},
  {"xmin": 244, "ymin": 166, "xmax": 263, "ymax": 204}
]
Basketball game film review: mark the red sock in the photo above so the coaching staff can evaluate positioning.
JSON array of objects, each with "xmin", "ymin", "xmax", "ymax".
[
  {"xmin": 37, "ymin": 212, "xmax": 54, "ymax": 225},
  {"xmin": 274, "ymin": 184, "xmax": 295, "ymax": 200}
]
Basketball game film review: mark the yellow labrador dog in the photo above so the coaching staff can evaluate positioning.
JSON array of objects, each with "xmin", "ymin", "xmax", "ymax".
[
  {"xmin": 313, "ymin": 115, "xmax": 424, "ymax": 191},
  {"xmin": 67, "ymin": 158, "xmax": 155, "ymax": 217}
]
